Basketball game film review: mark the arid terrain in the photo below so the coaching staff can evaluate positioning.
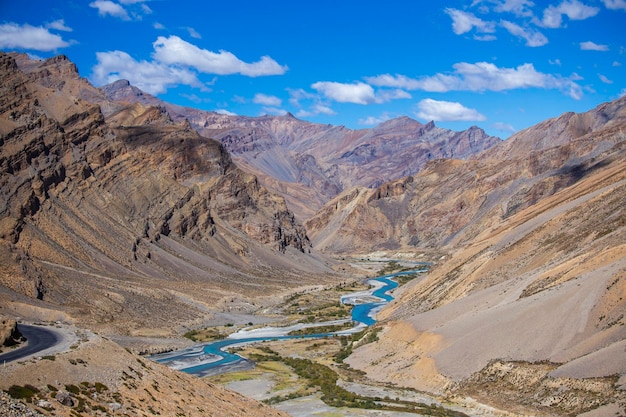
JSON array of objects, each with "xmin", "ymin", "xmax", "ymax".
[{"xmin": 1, "ymin": 52, "xmax": 624, "ymax": 416}]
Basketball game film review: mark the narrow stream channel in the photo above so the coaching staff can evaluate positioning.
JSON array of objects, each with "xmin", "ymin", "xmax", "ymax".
[{"xmin": 150, "ymin": 271, "xmax": 424, "ymax": 377}]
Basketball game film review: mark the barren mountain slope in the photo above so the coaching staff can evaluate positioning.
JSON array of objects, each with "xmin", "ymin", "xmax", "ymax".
[
  {"xmin": 341, "ymin": 98, "xmax": 626, "ymax": 415},
  {"xmin": 0, "ymin": 329, "xmax": 289, "ymax": 417},
  {"xmin": 306, "ymin": 96, "xmax": 626, "ymax": 253},
  {"xmin": 0, "ymin": 52, "xmax": 336, "ymax": 337},
  {"xmin": 102, "ymin": 80, "xmax": 500, "ymax": 219}
]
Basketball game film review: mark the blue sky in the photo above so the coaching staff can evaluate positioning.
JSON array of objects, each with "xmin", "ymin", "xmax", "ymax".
[{"xmin": 1, "ymin": 1, "xmax": 625, "ymax": 138}]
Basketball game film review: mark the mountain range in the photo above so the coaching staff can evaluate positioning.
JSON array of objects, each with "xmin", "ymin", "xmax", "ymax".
[
  {"xmin": 0, "ymin": 52, "xmax": 624, "ymax": 416},
  {"xmin": 101, "ymin": 79, "xmax": 500, "ymax": 220},
  {"xmin": 0, "ymin": 52, "xmax": 329, "ymax": 336}
]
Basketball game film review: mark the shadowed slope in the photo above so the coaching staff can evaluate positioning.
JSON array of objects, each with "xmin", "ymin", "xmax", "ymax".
[
  {"xmin": 0, "ymin": 52, "xmax": 334, "ymax": 337},
  {"xmin": 102, "ymin": 80, "xmax": 500, "ymax": 219}
]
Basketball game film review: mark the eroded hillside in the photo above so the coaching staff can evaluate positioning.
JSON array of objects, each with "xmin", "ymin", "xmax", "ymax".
[
  {"xmin": 103, "ymin": 79, "xmax": 500, "ymax": 219},
  {"xmin": 0, "ymin": 52, "xmax": 336, "ymax": 338},
  {"xmin": 336, "ymin": 98, "xmax": 626, "ymax": 415}
]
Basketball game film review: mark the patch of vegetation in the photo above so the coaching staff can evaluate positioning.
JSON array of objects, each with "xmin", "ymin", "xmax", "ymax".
[
  {"xmin": 282, "ymin": 282, "xmax": 367, "ymax": 323},
  {"xmin": 184, "ymin": 327, "xmax": 229, "ymax": 342},
  {"xmin": 293, "ymin": 301, "xmax": 352, "ymax": 324},
  {"xmin": 377, "ymin": 261, "xmax": 403, "ymax": 276},
  {"xmin": 395, "ymin": 273, "xmax": 420, "ymax": 285},
  {"xmin": 41, "ymin": 355, "xmax": 56, "ymax": 361},
  {"xmin": 65, "ymin": 384, "xmax": 81, "ymax": 395},
  {"xmin": 253, "ymin": 348, "xmax": 466, "ymax": 415},
  {"xmin": 288, "ymin": 321, "xmax": 354, "ymax": 336},
  {"xmin": 335, "ymin": 327, "xmax": 381, "ymax": 364},
  {"xmin": 377, "ymin": 261, "xmax": 429, "ymax": 279},
  {"xmin": 6, "ymin": 384, "xmax": 39, "ymax": 401},
  {"xmin": 94, "ymin": 382, "xmax": 109, "ymax": 393}
]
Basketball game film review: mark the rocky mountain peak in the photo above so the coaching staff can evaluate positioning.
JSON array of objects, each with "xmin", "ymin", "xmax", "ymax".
[
  {"xmin": 374, "ymin": 115, "xmax": 423, "ymax": 130},
  {"xmin": 0, "ymin": 53, "xmax": 327, "ymax": 335},
  {"xmin": 101, "ymin": 78, "xmax": 163, "ymax": 108},
  {"xmin": 98, "ymin": 78, "xmax": 501, "ymax": 220}
]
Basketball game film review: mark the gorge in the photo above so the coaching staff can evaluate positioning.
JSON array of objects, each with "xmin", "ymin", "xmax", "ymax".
[{"xmin": 0, "ymin": 52, "xmax": 624, "ymax": 417}]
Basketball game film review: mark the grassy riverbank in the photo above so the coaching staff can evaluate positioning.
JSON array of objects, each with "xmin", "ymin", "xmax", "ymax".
[
  {"xmin": 204, "ymin": 263, "xmax": 452, "ymax": 415},
  {"xmin": 210, "ymin": 335, "xmax": 466, "ymax": 416}
]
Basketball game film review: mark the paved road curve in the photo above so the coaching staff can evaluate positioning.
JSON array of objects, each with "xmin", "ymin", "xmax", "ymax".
[{"xmin": 0, "ymin": 324, "xmax": 60, "ymax": 364}]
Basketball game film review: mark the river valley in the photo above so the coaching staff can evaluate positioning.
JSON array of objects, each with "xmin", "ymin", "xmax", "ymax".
[
  {"xmin": 148, "ymin": 264, "xmax": 488, "ymax": 416},
  {"xmin": 149, "ymin": 272, "xmax": 411, "ymax": 377}
]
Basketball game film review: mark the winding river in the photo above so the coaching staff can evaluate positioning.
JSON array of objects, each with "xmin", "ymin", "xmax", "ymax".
[{"xmin": 150, "ymin": 270, "xmax": 424, "ymax": 377}]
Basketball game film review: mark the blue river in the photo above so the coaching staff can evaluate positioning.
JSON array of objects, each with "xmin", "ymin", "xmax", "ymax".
[{"xmin": 150, "ymin": 271, "xmax": 423, "ymax": 377}]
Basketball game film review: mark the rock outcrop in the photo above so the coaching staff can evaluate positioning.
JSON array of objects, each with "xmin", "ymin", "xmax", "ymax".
[
  {"xmin": 102, "ymin": 81, "xmax": 501, "ymax": 219},
  {"xmin": 0, "ymin": 316, "xmax": 22, "ymax": 348},
  {"xmin": 339, "ymin": 96, "xmax": 626, "ymax": 414},
  {"xmin": 0, "ymin": 52, "xmax": 332, "ymax": 336},
  {"xmin": 306, "ymin": 96, "xmax": 626, "ymax": 253}
]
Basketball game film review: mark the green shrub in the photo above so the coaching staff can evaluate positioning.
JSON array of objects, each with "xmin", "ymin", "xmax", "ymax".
[
  {"xmin": 94, "ymin": 382, "xmax": 109, "ymax": 393},
  {"xmin": 65, "ymin": 384, "xmax": 80, "ymax": 395},
  {"xmin": 6, "ymin": 384, "xmax": 39, "ymax": 400}
]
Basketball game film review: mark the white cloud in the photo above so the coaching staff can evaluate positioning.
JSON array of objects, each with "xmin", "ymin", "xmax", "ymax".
[
  {"xmin": 364, "ymin": 74, "xmax": 422, "ymax": 90},
  {"xmin": 90, "ymin": 1, "xmax": 130, "ymax": 20},
  {"xmin": 260, "ymin": 107, "xmax": 287, "ymax": 116},
  {"xmin": 598, "ymin": 74, "xmax": 613, "ymax": 84},
  {"xmin": 180, "ymin": 93, "xmax": 211, "ymax": 104},
  {"xmin": 472, "ymin": 0, "xmax": 536, "ymax": 16},
  {"xmin": 538, "ymin": 0, "xmax": 600, "ymax": 28},
  {"xmin": 288, "ymin": 89, "xmax": 336, "ymax": 117},
  {"xmin": 287, "ymin": 88, "xmax": 316, "ymax": 107},
  {"xmin": 444, "ymin": 8, "xmax": 496, "ymax": 35},
  {"xmin": 90, "ymin": 0, "xmax": 152, "ymax": 20},
  {"xmin": 312, "ymin": 104, "xmax": 336, "ymax": 115},
  {"xmin": 377, "ymin": 89, "xmax": 412, "ymax": 101},
  {"xmin": 602, "ymin": 0, "xmax": 626, "ymax": 10},
  {"xmin": 153, "ymin": 22, "xmax": 165, "ymax": 30},
  {"xmin": 619, "ymin": 88, "xmax": 626, "ymax": 97},
  {"xmin": 558, "ymin": 0, "xmax": 601, "ymax": 19},
  {"xmin": 492, "ymin": 121, "xmax": 517, "ymax": 133},
  {"xmin": 91, "ymin": 50, "xmax": 205, "ymax": 94},
  {"xmin": 0, "ymin": 22, "xmax": 71, "ymax": 51},
  {"xmin": 501, "ymin": 20, "xmax": 548, "ymax": 46},
  {"xmin": 358, "ymin": 112, "xmax": 393, "ymax": 126},
  {"xmin": 253, "ymin": 93, "xmax": 282, "ymax": 106},
  {"xmin": 613, "ymin": 61, "xmax": 622, "ymax": 67},
  {"xmin": 152, "ymin": 36, "xmax": 287, "ymax": 76},
  {"xmin": 310, "ymin": 81, "xmax": 409, "ymax": 105},
  {"xmin": 416, "ymin": 99, "xmax": 486, "ymax": 122},
  {"xmin": 580, "ymin": 41, "xmax": 609, "ymax": 51},
  {"xmin": 311, "ymin": 81, "xmax": 376, "ymax": 104},
  {"xmin": 493, "ymin": 0, "xmax": 535, "ymax": 16},
  {"xmin": 539, "ymin": 6, "xmax": 564, "ymax": 27},
  {"xmin": 296, "ymin": 104, "xmax": 337, "ymax": 118},
  {"xmin": 570, "ymin": 72, "xmax": 584, "ymax": 81},
  {"xmin": 46, "ymin": 19, "xmax": 72, "ymax": 32},
  {"xmin": 474, "ymin": 34, "xmax": 497, "ymax": 41},
  {"xmin": 367, "ymin": 62, "xmax": 584, "ymax": 99},
  {"xmin": 185, "ymin": 27, "xmax": 201, "ymax": 39},
  {"xmin": 215, "ymin": 109, "xmax": 237, "ymax": 116}
]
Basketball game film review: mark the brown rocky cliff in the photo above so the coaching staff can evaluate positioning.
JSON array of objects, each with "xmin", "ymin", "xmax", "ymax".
[
  {"xmin": 0, "ymin": 315, "xmax": 22, "ymax": 348},
  {"xmin": 102, "ymin": 81, "xmax": 501, "ymax": 220},
  {"xmin": 340, "ymin": 98, "xmax": 626, "ymax": 414},
  {"xmin": 0, "ymin": 53, "xmax": 325, "ymax": 336},
  {"xmin": 306, "ymin": 97, "xmax": 626, "ymax": 253}
]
